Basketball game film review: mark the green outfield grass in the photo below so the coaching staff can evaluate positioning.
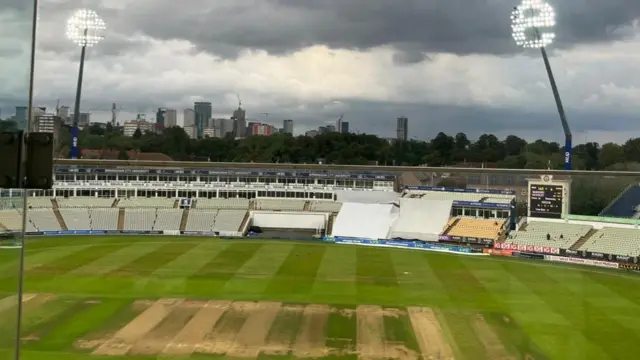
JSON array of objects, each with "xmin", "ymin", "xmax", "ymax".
[{"xmin": 0, "ymin": 236, "xmax": 638, "ymax": 360}]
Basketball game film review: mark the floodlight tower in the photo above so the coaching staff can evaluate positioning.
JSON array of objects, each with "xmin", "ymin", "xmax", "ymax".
[
  {"xmin": 66, "ymin": 9, "xmax": 106, "ymax": 159},
  {"xmin": 511, "ymin": 0, "xmax": 572, "ymax": 170}
]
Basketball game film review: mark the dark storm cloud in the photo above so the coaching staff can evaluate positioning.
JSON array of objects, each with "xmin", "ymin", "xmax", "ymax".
[{"xmin": 104, "ymin": 0, "xmax": 640, "ymax": 59}]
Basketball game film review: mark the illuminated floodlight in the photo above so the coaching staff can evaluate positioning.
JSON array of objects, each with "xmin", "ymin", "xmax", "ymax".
[
  {"xmin": 511, "ymin": 0, "xmax": 556, "ymax": 48},
  {"xmin": 66, "ymin": 9, "xmax": 106, "ymax": 47}
]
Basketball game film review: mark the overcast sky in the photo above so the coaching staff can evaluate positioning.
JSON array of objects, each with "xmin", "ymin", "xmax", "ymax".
[{"xmin": 2, "ymin": 0, "xmax": 640, "ymax": 143}]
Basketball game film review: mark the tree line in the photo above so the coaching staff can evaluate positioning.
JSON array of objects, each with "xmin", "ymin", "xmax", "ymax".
[{"xmin": 1, "ymin": 119, "xmax": 640, "ymax": 170}]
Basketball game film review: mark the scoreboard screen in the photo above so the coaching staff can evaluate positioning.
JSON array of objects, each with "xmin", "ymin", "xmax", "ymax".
[{"xmin": 529, "ymin": 184, "xmax": 564, "ymax": 219}]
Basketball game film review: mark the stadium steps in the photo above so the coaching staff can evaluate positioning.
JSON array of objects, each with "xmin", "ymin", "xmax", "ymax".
[
  {"xmin": 53, "ymin": 208, "xmax": 68, "ymax": 231},
  {"xmin": 570, "ymin": 228, "xmax": 598, "ymax": 251},
  {"xmin": 248, "ymin": 200, "xmax": 256, "ymax": 210},
  {"xmin": 179, "ymin": 209, "xmax": 189, "ymax": 232},
  {"xmin": 173, "ymin": 199, "xmax": 180, "ymax": 208},
  {"xmin": 0, "ymin": 221, "xmax": 7, "ymax": 231},
  {"xmin": 303, "ymin": 201, "xmax": 311, "ymax": 211},
  {"xmin": 111, "ymin": 198, "xmax": 120, "ymax": 207},
  {"xmin": 117, "ymin": 208, "xmax": 125, "ymax": 231},
  {"xmin": 50, "ymin": 198, "xmax": 59, "ymax": 209},
  {"xmin": 443, "ymin": 218, "xmax": 461, "ymax": 235},
  {"xmin": 518, "ymin": 222, "xmax": 528, "ymax": 231},
  {"xmin": 327, "ymin": 214, "xmax": 335, "ymax": 235},
  {"xmin": 239, "ymin": 211, "xmax": 250, "ymax": 232}
]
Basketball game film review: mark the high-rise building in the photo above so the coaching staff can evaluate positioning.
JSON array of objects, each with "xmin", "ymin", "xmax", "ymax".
[
  {"xmin": 283, "ymin": 119, "xmax": 294, "ymax": 134},
  {"xmin": 165, "ymin": 109, "xmax": 177, "ymax": 127},
  {"xmin": 123, "ymin": 120, "xmax": 154, "ymax": 137},
  {"xmin": 33, "ymin": 114, "xmax": 63, "ymax": 151},
  {"xmin": 232, "ymin": 106, "xmax": 246, "ymax": 138},
  {"xmin": 326, "ymin": 124, "xmax": 336, "ymax": 132},
  {"xmin": 396, "ymin": 116, "xmax": 408, "ymax": 141},
  {"xmin": 183, "ymin": 109, "xmax": 195, "ymax": 127},
  {"xmin": 15, "ymin": 106, "xmax": 27, "ymax": 130},
  {"xmin": 80, "ymin": 113, "xmax": 91, "ymax": 128},
  {"xmin": 194, "ymin": 102, "xmax": 212, "ymax": 139},
  {"xmin": 156, "ymin": 108, "xmax": 166, "ymax": 127},
  {"xmin": 251, "ymin": 123, "xmax": 274, "ymax": 136},
  {"xmin": 341, "ymin": 121, "xmax": 349, "ymax": 134},
  {"xmin": 58, "ymin": 106, "xmax": 70, "ymax": 123}
]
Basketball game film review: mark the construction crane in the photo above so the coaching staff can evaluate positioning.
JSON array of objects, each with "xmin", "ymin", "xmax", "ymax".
[
  {"xmin": 55, "ymin": 99, "xmax": 60, "ymax": 117},
  {"xmin": 236, "ymin": 93, "xmax": 242, "ymax": 108}
]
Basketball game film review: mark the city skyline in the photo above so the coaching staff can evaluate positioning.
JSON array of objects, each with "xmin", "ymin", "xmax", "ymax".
[{"xmin": 2, "ymin": 1, "xmax": 640, "ymax": 143}]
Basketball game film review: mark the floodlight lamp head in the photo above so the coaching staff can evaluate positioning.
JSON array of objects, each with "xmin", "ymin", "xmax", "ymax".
[
  {"xmin": 66, "ymin": 9, "xmax": 106, "ymax": 47},
  {"xmin": 511, "ymin": 0, "xmax": 556, "ymax": 49}
]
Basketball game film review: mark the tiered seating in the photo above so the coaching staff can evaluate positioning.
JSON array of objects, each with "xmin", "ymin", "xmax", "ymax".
[
  {"xmin": 506, "ymin": 222, "xmax": 592, "ymax": 249},
  {"xmin": 185, "ymin": 209, "xmax": 217, "ymax": 232},
  {"xmin": 28, "ymin": 209, "xmax": 62, "ymax": 231},
  {"xmin": 59, "ymin": 208, "xmax": 91, "ymax": 230},
  {"xmin": 124, "ymin": 209, "xmax": 156, "ymax": 230},
  {"xmin": 153, "ymin": 209, "xmax": 183, "ymax": 231},
  {"xmin": 0, "ymin": 210, "xmax": 32, "ymax": 231},
  {"xmin": 600, "ymin": 184, "xmax": 640, "ymax": 218},
  {"xmin": 447, "ymin": 218, "xmax": 504, "ymax": 240},
  {"xmin": 310, "ymin": 201, "xmax": 343, "ymax": 212},
  {"xmin": 88, "ymin": 208, "xmax": 119, "ymax": 230},
  {"xmin": 0, "ymin": 198, "xmax": 22, "ymax": 210},
  {"xmin": 214, "ymin": 210, "xmax": 246, "ymax": 232},
  {"xmin": 118, "ymin": 198, "xmax": 174, "ymax": 208},
  {"xmin": 443, "ymin": 218, "xmax": 457, "ymax": 231},
  {"xmin": 196, "ymin": 198, "xmax": 249, "ymax": 209},
  {"xmin": 57, "ymin": 197, "xmax": 114, "ymax": 208},
  {"xmin": 404, "ymin": 191, "xmax": 514, "ymax": 204},
  {"xmin": 256, "ymin": 199, "xmax": 305, "ymax": 211},
  {"xmin": 579, "ymin": 227, "xmax": 640, "ymax": 256},
  {"xmin": 27, "ymin": 197, "xmax": 52, "ymax": 208}
]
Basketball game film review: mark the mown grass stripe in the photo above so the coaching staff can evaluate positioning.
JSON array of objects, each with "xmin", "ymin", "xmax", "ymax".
[
  {"xmin": 190, "ymin": 242, "xmax": 264, "ymax": 280},
  {"xmin": 33, "ymin": 299, "xmax": 130, "ymax": 352},
  {"xmin": 503, "ymin": 261, "xmax": 623, "ymax": 360},
  {"xmin": 222, "ymin": 242, "xmax": 294, "ymax": 295},
  {"xmin": 28, "ymin": 244, "xmax": 125, "ymax": 276},
  {"xmin": 23, "ymin": 299, "xmax": 94, "ymax": 351},
  {"xmin": 107, "ymin": 242, "xmax": 199, "ymax": 277},
  {"xmin": 265, "ymin": 243, "xmax": 326, "ymax": 294},
  {"xmin": 68, "ymin": 242, "xmax": 167, "ymax": 276},
  {"xmin": 0, "ymin": 244, "xmax": 92, "ymax": 280}
]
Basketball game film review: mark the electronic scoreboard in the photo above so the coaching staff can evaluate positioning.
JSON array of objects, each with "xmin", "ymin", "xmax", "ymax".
[{"xmin": 527, "ymin": 176, "xmax": 569, "ymax": 219}]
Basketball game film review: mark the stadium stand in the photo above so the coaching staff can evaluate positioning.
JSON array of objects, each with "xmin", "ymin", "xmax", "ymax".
[
  {"xmin": 88, "ymin": 208, "xmax": 119, "ymax": 230},
  {"xmin": 388, "ymin": 198, "xmax": 452, "ymax": 241},
  {"xmin": 505, "ymin": 221, "xmax": 592, "ymax": 249},
  {"xmin": 578, "ymin": 227, "xmax": 640, "ymax": 256},
  {"xmin": 28, "ymin": 209, "xmax": 62, "ymax": 231},
  {"xmin": 57, "ymin": 197, "xmax": 115, "ymax": 208},
  {"xmin": 256, "ymin": 199, "xmax": 305, "ymax": 211},
  {"xmin": 332, "ymin": 203, "xmax": 398, "ymax": 239},
  {"xmin": 599, "ymin": 184, "xmax": 640, "ymax": 218},
  {"xmin": 0, "ymin": 210, "xmax": 31, "ymax": 231},
  {"xmin": 59, "ymin": 208, "xmax": 91, "ymax": 230},
  {"xmin": 214, "ymin": 210, "xmax": 247, "ymax": 232},
  {"xmin": 196, "ymin": 198, "xmax": 249, "ymax": 209},
  {"xmin": 309, "ymin": 201, "xmax": 343, "ymax": 212},
  {"xmin": 123, "ymin": 209, "xmax": 157, "ymax": 231},
  {"xmin": 118, "ymin": 198, "xmax": 175, "ymax": 208},
  {"xmin": 446, "ymin": 217, "xmax": 504, "ymax": 241},
  {"xmin": 27, "ymin": 197, "xmax": 53, "ymax": 208},
  {"xmin": 154, "ymin": 209, "xmax": 184, "ymax": 231},
  {"xmin": 185, "ymin": 209, "xmax": 216, "ymax": 232},
  {"xmin": 404, "ymin": 189, "xmax": 513, "ymax": 204}
]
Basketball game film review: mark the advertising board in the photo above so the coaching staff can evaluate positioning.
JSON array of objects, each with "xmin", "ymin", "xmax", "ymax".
[
  {"xmin": 544, "ymin": 255, "xmax": 619, "ymax": 269},
  {"xmin": 494, "ymin": 242, "xmax": 559, "ymax": 255}
]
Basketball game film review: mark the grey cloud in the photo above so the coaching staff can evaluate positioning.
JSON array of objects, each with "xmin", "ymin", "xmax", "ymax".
[{"xmin": 91, "ymin": 0, "xmax": 640, "ymax": 60}]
